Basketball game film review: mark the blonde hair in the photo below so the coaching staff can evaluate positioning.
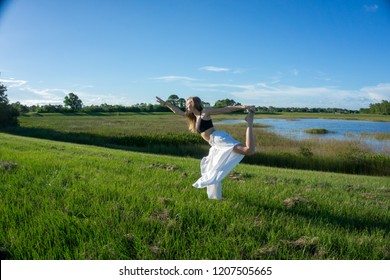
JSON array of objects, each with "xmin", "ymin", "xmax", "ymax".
[{"xmin": 185, "ymin": 96, "xmax": 204, "ymax": 133}]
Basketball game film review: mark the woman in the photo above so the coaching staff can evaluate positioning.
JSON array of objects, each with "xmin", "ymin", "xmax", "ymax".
[{"xmin": 156, "ymin": 96, "xmax": 256, "ymax": 200}]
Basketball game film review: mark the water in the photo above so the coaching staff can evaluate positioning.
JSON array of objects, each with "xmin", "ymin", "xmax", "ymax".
[{"xmin": 216, "ymin": 118, "xmax": 390, "ymax": 154}]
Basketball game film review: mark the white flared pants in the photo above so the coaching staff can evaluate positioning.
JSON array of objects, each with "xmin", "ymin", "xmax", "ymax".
[{"xmin": 192, "ymin": 131, "xmax": 244, "ymax": 200}]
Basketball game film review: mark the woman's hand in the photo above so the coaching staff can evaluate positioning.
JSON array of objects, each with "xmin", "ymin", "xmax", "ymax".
[
  {"xmin": 245, "ymin": 105, "xmax": 256, "ymax": 113},
  {"xmin": 156, "ymin": 96, "xmax": 166, "ymax": 106},
  {"xmin": 156, "ymin": 96, "xmax": 185, "ymax": 116}
]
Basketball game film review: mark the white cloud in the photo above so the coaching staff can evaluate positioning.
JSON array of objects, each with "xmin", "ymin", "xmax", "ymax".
[
  {"xmin": 364, "ymin": 4, "xmax": 379, "ymax": 12},
  {"xmin": 200, "ymin": 66, "xmax": 230, "ymax": 72},
  {"xmin": 151, "ymin": 75, "xmax": 198, "ymax": 82},
  {"xmin": 3, "ymin": 75, "xmax": 389, "ymax": 109},
  {"xmin": 195, "ymin": 82, "xmax": 252, "ymax": 90},
  {"xmin": 1, "ymin": 77, "xmax": 105, "ymax": 106},
  {"xmin": 150, "ymin": 71, "xmax": 389, "ymax": 109},
  {"xmin": 190, "ymin": 82, "xmax": 253, "ymax": 94},
  {"xmin": 229, "ymin": 83, "xmax": 390, "ymax": 109},
  {"xmin": 22, "ymin": 87, "xmax": 68, "ymax": 98},
  {"xmin": 360, "ymin": 83, "xmax": 390, "ymax": 102},
  {"xmin": 0, "ymin": 78, "xmax": 28, "ymax": 88}
]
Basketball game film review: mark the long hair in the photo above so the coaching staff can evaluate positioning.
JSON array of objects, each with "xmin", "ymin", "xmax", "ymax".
[{"xmin": 185, "ymin": 96, "xmax": 204, "ymax": 133}]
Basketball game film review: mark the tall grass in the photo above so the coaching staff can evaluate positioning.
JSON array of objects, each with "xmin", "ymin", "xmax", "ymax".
[
  {"xmin": 360, "ymin": 132, "xmax": 390, "ymax": 140},
  {"xmin": 220, "ymin": 123, "xmax": 390, "ymax": 176},
  {"xmin": 1, "ymin": 133, "xmax": 389, "ymax": 260},
  {"xmin": 2, "ymin": 112, "xmax": 390, "ymax": 175}
]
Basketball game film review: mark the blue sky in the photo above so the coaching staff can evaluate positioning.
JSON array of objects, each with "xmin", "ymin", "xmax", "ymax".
[{"xmin": 1, "ymin": 0, "xmax": 389, "ymax": 109}]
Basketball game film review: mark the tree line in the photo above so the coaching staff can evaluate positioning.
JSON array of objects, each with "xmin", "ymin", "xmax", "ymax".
[
  {"xmin": 0, "ymin": 83, "xmax": 19, "ymax": 127},
  {"xmin": 6, "ymin": 93, "xmax": 365, "ymax": 115},
  {"xmin": 7, "ymin": 94, "xmax": 243, "ymax": 114},
  {"xmin": 360, "ymin": 100, "xmax": 390, "ymax": 115},
  {"xmin": 1, "ymin": 85, "xmax": 389, "ymax": 128}
]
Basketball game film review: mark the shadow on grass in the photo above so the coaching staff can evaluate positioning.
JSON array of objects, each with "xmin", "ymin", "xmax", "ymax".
[
  {"xmin": 238, "ymin": 194, "xmax": 390, "ymax": 234},
  {"xmin": 2, "ymin": 126, "xmax": 390, "ymax": 176},
  {"xmin": 2, "ymin": 126, "xmax": 208, "ymax": 158}
]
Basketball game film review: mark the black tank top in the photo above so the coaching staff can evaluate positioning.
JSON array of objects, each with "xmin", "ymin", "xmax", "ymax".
[{"xmin": 197, "ymin": 118, "xmax": 214, "ymax": 133}]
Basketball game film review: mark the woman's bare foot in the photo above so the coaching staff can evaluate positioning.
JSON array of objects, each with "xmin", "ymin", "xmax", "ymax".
[
  {"xmin": 245, "ymin": 110, "xmax": 254, "ymax": 125},
  {"xmin": 245, "ymin": 106, "xmax": 256, "ymax": 113}
]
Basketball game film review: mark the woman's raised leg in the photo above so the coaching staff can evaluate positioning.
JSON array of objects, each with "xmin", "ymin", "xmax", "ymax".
[{"xmin": 234, "ymin": 108, "xmax": 256, "ymax": 156}]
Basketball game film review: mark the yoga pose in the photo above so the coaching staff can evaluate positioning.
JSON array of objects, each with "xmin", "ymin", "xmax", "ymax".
[{"xmin": 156, "ymin": 96, "xmax": 256, "ymax": 200}]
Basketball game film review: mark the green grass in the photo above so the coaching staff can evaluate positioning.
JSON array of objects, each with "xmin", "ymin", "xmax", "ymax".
[
  {"xmin": 0, "ymin": 133, "xmax": 389, "ymax": 260},
  {"xmin": 3, "ymin": 112, "xmax": 390, "ymax": 176},
  {"xmin": 360, "ymin": 132, "xmax": 390, "ymax": 140},
  {"xmin": 304, "ymin": 128, "xmax": 330, "ymax": 134}
]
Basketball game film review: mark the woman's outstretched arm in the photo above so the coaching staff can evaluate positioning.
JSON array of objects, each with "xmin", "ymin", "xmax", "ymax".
[
  {"xmin": 156, "ymin": 96, "xmax": 185, "ymax": 116},
  {"xmin": 205, "ymin": 105, "xmax": 255, "ymax": 115}
]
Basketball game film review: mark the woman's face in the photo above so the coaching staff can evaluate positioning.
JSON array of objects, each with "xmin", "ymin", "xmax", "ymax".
[{"xmin": 186, "ymin": 99, "xmax": 194, "ymax": 112}]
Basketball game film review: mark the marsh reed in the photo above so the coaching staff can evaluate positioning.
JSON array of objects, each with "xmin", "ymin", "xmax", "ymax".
[{"xmin": 3, "ymin": 112, "xmax": 389, "ymax": 176}]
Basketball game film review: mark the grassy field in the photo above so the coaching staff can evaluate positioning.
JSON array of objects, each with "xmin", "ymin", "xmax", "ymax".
[
  {"xmin": 0, "ymin": 133, "xmax": 389, "ymax": 260},
  {"xmin": 3, "ymin": 112, "xmax": 390, "ymax": 176}
]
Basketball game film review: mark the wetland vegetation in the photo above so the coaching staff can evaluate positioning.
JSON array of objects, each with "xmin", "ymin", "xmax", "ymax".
[{"xmin": 1, "ymin": 112, "xmax": 389, "ymax": 260}]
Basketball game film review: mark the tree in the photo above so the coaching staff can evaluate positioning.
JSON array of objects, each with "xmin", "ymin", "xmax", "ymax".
[
  {"xmin": 203, "ymin": 101, "xmax": 211, "ymax": 107},
  {"xmin": 178, "ymin": 98, "xmax": 186, "ymax": 108},
  {"xmin": 64, "ymin": 93, "xmax": 83, "ymax": 111},
  {"xmin": 0, "ymin": 83, "xmax": 8, "ymax": 103},
  {"xmin": 361, "ymin": 100, "xmax": 390, "ymax": 115},
  {"xmin": 167, "ymin": 94, "xmax": 179, "ymax": 106},
  {"xmin": 11, "ymin": 102, "xmax": 29, "ymax": 113},
  {"xmin": 0, "ymin": 83, "xmax": 19, "ymax": 127},
  {"xmin": 214, "ymin": 99, "xmax": 241, "ymax": 107}
]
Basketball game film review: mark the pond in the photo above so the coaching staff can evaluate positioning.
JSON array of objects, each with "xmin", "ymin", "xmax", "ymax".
[{"xmin": 216, "ymin": 118, "xmax": 390, "ymax": 154}]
